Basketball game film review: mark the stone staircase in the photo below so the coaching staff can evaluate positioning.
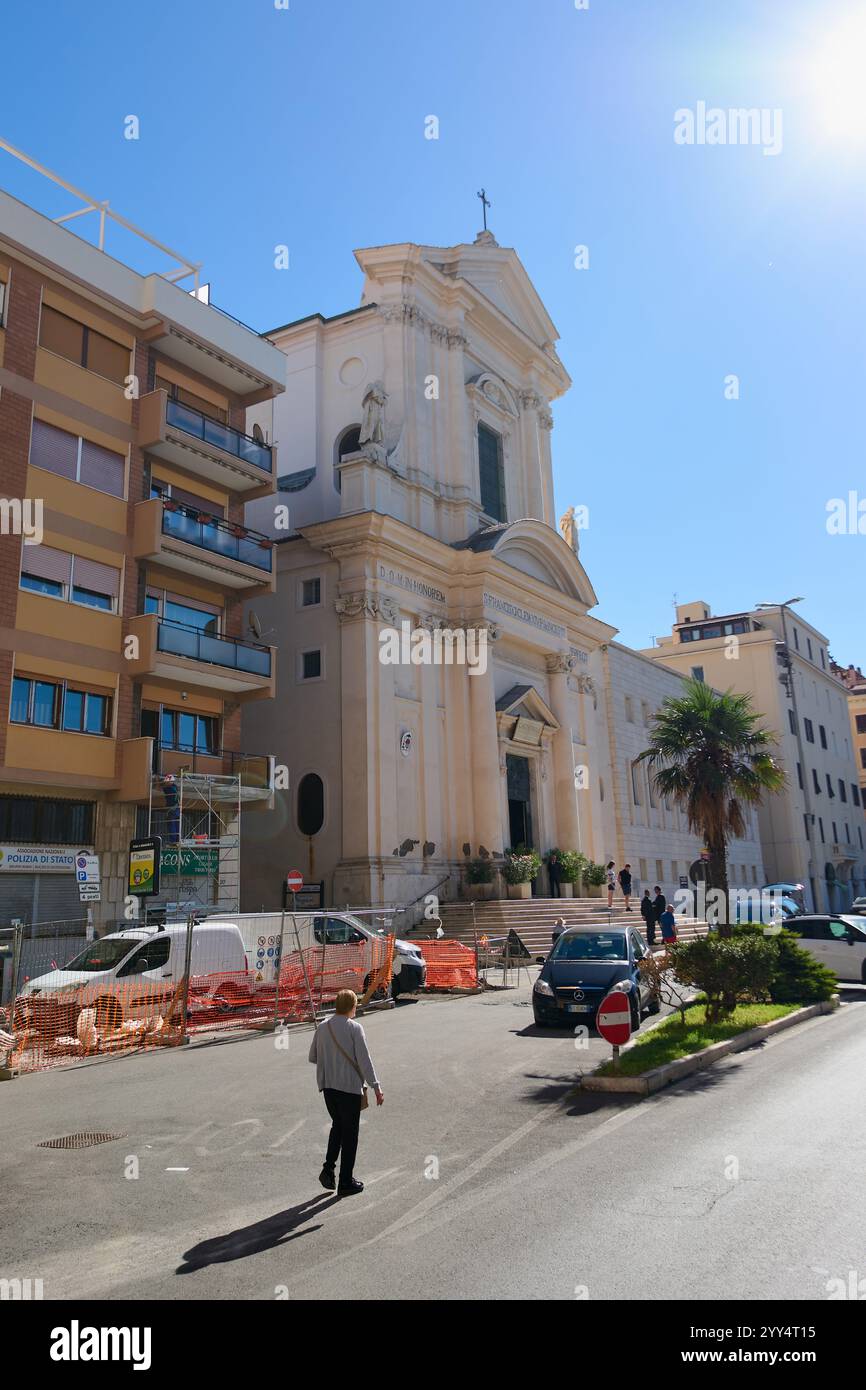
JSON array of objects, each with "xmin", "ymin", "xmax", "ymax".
[{"xmin": 412, "ymin": 897, "xmax": 707, "ymax": 958}]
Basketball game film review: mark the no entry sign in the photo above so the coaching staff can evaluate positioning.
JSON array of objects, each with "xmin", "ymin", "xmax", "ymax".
[
  {"xmin": 286, "ymin": 869, "xmax": 304, "ymax": 893},
  {"xmin": 596, "ymin": 989, "xmax": 632, "ymax": 1046}
]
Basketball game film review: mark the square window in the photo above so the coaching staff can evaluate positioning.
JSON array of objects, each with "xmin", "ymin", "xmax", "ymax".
[
  {"xmin": 301, "ymin": 577, "xmax": 321, "ymax": 607},
  {"xmin": 10, "ymin": 677, "xmax": 30, "ymax": 723},
  {"xmin": 302, "ymin": 650, "xmax": 322, "ymax": 681}
]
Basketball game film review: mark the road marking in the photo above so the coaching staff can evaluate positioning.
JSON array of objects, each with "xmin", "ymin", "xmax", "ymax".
[{"xmin": 165, "ymin": 1167, "xmax": 189, "ymax": 1172}]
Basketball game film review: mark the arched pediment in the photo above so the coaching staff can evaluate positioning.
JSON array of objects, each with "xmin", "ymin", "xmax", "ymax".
[
  {"xmin": 488, "ymin": 519, "xmax": 598, "ymax": 610},
  {"xmin": 465, "ymin": 372, "xmax": 520, "ymax": 419}
]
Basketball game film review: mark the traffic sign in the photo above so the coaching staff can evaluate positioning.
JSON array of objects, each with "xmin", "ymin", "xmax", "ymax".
[
  {"xmin": 596, "ymin": 989, "xmax": 632, "ymax": 1046},
  {"xmin": 76, "ymin": 852, "xmax": 101, "ymax": 902},
  {"xmin": 286, "ymin": 869, "xmax": 304, "ymax": 893}
]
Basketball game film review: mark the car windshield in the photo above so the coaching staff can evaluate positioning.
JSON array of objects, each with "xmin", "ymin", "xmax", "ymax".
[
  {"xmin": 550, "ymin": 932, "xmax": 627, "ymax": 962},
  {"xmin": 839, "ymin": 917, "xmax": 866, "ymax": 934},
  {"xmin": 62, "ymin": 938, "xmax": 142, "ymax": 972}
]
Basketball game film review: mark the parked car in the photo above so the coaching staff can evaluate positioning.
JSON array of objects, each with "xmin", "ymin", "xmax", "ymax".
[
  {"xmin": 850, "ymin": 897, "xmax": 866, "ymax": 916},
  {"xmin": 787, "ymin": 915, "xmax": 866, "ymax": 983},
  {"xmin": 763, "ymin": 882, "xmax": 806, "ymax": 916},
  {"xmin": 532, "ymin": 925, "xmax": 660, "ymax": 1029},
  {"xmin": 17, "ymin": 922, "xmax": 250, "ymax": 1030}
]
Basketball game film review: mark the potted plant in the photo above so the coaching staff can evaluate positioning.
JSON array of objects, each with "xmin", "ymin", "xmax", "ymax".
[
  {"xmin": 503, "ymin": 848, "xmax": 541, "ymax": 899},
  {"xmin": 583, "ymin": 860, "xmax": 607, "ymax": 898},
  {"xmin": 556, "ymin": 850, "xmax": 587, "ymax": 899},
  {"xmin": 465, "ymin": 856, "xmax": 495, "ymax": 900}
]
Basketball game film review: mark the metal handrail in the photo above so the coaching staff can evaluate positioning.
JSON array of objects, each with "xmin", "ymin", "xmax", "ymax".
[
  {"xmin": 165, "ymin": 396, "xmax": 272, "ymax": 472},
  {"xmin": 155, "ymin": 617, "xmax": 272, "ymax": 675},
  {"xmin": 159, "ymin": 498, "xmax": 273, "ymax": 572}
]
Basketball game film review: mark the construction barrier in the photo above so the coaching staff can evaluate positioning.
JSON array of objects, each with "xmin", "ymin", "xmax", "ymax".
[
  {"xmin": 415, "ymin": 938, "xmax": 478, "ymax": 990},
  {"xmin": 1, "ymin": 925, "xmax": 395, "ymax": 1077}
]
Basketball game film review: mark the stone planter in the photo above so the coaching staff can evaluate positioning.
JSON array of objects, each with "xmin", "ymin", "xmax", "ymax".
[
  {"xmin": 466, "ymin": 882, "xmax": 494, "ymax": 900},
  {"xmin": 559, "ymin": 882, "xmax": 575, "ymax": 898},
  {"xmin": 585, "ymin": 883, "xmax": 604, "ymax": 898},
  {"xmin": 506, "ymin": 882, "xmax": 532, "ymax": 899}
]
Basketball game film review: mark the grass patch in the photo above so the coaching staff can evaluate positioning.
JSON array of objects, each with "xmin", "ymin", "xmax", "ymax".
[{"xmin": 595, "ymin": 1001, "xmax": 800, "ymax": 1077}]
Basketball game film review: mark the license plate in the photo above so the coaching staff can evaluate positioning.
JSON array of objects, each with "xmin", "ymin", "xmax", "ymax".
[{"xmin": 567, "ymin": 1003, "xmax": 591, "ymax": 1013}]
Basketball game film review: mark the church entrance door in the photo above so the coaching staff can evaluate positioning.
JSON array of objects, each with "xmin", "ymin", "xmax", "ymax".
[{"xmin": 506, "ymin": 753, "xmax": 534, "ymax": 858}]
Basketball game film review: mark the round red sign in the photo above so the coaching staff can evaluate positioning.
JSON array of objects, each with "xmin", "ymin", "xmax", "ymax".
[
  {"xmin": 286, "ymin": 869, "xmax": 304, "ymax": 892},
  {"xmin": 596, "ymin": 989, "xmax": 632, "ymax": 1046}
]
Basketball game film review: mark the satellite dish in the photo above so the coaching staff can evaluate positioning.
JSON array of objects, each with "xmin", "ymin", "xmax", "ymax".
[
  {"xmin": 248, "ymin": 610, "xmax": 263, "ymax": 639},
  {"xmin": 252, "ymin": 423, "xmax": 265, "ymax": 445}
]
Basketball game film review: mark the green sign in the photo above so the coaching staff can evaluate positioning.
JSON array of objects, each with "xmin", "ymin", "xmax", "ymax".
[{"xmin": 160, "ymin": 847, "xmax": 219, "ymax": 876}]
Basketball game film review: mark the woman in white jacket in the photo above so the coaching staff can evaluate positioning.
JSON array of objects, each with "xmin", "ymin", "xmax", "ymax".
[{"xmin": 308, "ymin": 989, "xmax": 384, "ymax": 1197}]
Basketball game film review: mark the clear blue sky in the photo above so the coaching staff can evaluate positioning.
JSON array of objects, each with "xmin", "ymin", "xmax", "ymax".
[{"xmin": 3, "ymin": 0, "xmax": 863, "ymax": 659}]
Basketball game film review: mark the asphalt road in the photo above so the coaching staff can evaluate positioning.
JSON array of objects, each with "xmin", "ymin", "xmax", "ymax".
[{"xmin": 3, "ymin": 979, "xmax": 865, "ymax": 1300}]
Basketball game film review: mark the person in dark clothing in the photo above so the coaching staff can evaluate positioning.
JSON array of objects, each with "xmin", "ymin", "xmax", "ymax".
[
  {"xmin": 652, "ymin": 886, "xmax": 666, "ymax": 932},
  {"xmin": 548, "ymin": 851, "xmax": 562, "ymax": 898},
  {"xmin": 618, "ymin": 864, "xmax": 633, "ymax": 911},
  {"xmin": 640, "ymin": 889, "xmax": 656, "ymax": 945}
]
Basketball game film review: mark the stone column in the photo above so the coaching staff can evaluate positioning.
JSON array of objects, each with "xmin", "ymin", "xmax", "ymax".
[
  {"xmin": 468, "ymin": 623, "xmax": 503, "ymax": 856},
  {"xmin": 546, "ymin": 653, "xmax": 582, "ymax": 852}
]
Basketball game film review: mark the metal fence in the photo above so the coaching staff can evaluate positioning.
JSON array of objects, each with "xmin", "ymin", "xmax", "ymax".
[{"xmin": 1, "ymin": 915, "xmax": 395, "ymax": 1078}]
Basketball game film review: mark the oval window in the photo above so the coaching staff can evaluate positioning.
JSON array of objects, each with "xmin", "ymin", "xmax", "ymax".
[{"xmin": 297, "ymin": 773, "xmax": 324, "ymax": 836}]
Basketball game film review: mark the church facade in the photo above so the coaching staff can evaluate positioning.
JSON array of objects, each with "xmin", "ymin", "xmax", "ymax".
[{"xmin": 242, "ymin": 234, "xmax": 764, "ymax": 912}]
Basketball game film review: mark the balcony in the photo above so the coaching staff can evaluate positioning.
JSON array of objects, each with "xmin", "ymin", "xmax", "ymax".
[
  {"xmin": 154, "ymin": 746, "xmax": 275, "ymax": 804},
  {"xmin": 138, "ymin": 390, "xmax": 275, "ymax": 498},
  {"xmin": 133, "ymin": 497, "xmax": 275, "ymax": 592},
  {"xmin": 126, "ymin": 614, "xmax": 275, "ymax": 700}
]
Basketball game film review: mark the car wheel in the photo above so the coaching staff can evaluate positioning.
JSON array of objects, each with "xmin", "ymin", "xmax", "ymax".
[
  {"xmin": 630, "ymin": 999, "xmax": 640, "ymax": 1032},
  {"xmin": 861, "ymin": 961, "xmax": 866, "ymax": 987},
  {"xmin": 391, "ymin": 975, "xmax": 402, "ymax": 1001},
  {"xmin": 533, "ymin": 1013, "xmax": 548, "ymax": 1028}
]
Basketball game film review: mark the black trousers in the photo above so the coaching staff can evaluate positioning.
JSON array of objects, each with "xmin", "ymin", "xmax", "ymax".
[
  {"xmin": 323, "ymin": 1088, "xmax": 363, "ymax": 1185},
  {"xmin": 549, "ymin": 877, "xmax": 561, "ymax": 898}
]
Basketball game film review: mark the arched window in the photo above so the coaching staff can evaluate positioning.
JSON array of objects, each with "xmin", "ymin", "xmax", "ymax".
[
  {"xmin": 297, "ymin": 773, "xmax": 324, "ymax": 836},
  {"xmin": 334, "ymin": 425, "xmax": 362, "ymax": 493}
]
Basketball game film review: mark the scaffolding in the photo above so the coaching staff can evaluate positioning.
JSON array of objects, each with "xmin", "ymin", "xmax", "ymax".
[{"xmin": 146, "ymin": 771, "xmax": 243, "ymax": 918}]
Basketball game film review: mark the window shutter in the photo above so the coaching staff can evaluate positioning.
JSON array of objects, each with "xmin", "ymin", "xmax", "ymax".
[
  {"xmin": 30, "ymin": 420, "xmax": 78, "ymax": 479},
  {"xmin": 21, "ymin": 543, "xmax": 72, "ymax": 585},
  {"xmin": 72, "ymin": 555, "xmax": 121, "ymax": 598},
  {"xmin": 79, "ymin": 439, "xmax": 125, "ymax": 497}
]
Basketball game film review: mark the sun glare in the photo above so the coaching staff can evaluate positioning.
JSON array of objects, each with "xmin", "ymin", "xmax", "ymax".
[{"xmin": 808, "ymin": 11, "xmax": 866, "ymax": 142}]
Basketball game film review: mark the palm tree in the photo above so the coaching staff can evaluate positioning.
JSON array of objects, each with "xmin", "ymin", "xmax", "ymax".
[{"xmin": 638, "ymin": 679, "xmax": 785, "ymax": 934}]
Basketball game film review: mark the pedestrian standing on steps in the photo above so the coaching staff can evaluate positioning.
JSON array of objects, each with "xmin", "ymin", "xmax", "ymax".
[
  {"xmin": 308, "ymin": 989, "xmax": 384, "ymax": 1198},
  {"xmin": 548, "ymin": 850, "xmax": 563, "ymax": 899},
  {"xmin": 640, "ymin": 888, "xmax": 656, "ymax": 945},
  {"xmin": 660, "ymin": 902, "xmax": 678, "ymax": 947},
  {"xmin": 606, "ymin": 861, "xmax": 616, "ymax": 909},
  {"xmin": 652, "ymin": 885, "xmax": 666, "ymax": 937},
  {"xmin": 618, "ymin": 863, "xmax": 633, "ymax": 912}
]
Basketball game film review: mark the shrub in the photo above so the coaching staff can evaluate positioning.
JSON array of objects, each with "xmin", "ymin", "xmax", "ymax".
[
  {"xmin": 548, "ymin": 849, "xmax": 586, "ymax": 884},
  {"xmin": 503, "ymin": 848, "xmax": 541, "ymax": 884},
  {"xmin": 729, "ymin": 924, "xmax": 837, "ymax": 1004},
  {"xmin": 466, "ymin": 857, "xmax": 494, "ymax": 885},
  {"xmin": 670, "ymin": 934, "xmax": 777, "ymax": 1022},
  {"xmin": 583, "ymin": 860, "xmax": 607, "ymax": 888}
]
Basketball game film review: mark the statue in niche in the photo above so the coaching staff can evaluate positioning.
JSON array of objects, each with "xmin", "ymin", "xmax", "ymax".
[{"xmin": 359, "ymin": 381, "xmax": 388, "ymax": 463}]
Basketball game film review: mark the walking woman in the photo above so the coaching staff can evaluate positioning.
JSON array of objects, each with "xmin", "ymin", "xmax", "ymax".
[
  {"xmin": 606, "ymin": 861, "xmax": 616, "ymax": 910},
  {"xmin": 308, "ymin": 988, "xmax": 383, "ymax": 1197}
]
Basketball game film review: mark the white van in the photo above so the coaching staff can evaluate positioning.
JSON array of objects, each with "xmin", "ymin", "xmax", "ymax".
[
  {"xmin": 18, "ymin": 922, "xmax": 250, "ymax": 1028},
  {"xmin": 209, "ymin": 910, "xmax": 426, "ymax": 999}
]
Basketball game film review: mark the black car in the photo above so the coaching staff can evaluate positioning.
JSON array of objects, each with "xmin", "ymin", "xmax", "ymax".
[{"xmin": 532, "ymin": 925, "xmax": 660, "ymax": 1029}]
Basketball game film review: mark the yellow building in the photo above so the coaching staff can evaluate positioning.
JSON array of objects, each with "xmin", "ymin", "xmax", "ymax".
[
  {"xmin": 642, "ymin": 602, "xmax": 866, "ymax": 912},
  {"xmin": 0, "ymin": 167, "xmax": 284, "ymax": 942}
]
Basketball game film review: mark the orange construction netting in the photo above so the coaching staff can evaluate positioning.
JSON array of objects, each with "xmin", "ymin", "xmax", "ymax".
[
  {"xmin": 416, "ymin": 939, "xmax": 478, "ymax": 990},
  {"xmin": 2, "ymin": 936, "xmax": 395, "ymax": 1076}
]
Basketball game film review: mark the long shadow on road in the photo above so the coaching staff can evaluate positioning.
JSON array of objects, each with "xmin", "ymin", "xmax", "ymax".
[{"xmin": 177, "ymin": 1193, "xmax": 340, "ymax": 1274}]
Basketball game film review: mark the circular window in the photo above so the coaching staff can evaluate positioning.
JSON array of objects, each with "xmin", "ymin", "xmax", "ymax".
[
  {"xmin": 339, "ymin": 356, "xmax": 365, "ymax": 387},
  {"xmin": 297, "ymin": 774, "xmax": 324, "ymax": 837}
]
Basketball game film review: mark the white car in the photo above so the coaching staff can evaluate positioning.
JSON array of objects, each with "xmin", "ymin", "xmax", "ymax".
[
  {"xmin": 790, "ymin": 915, "xmax": 866, "ymax": 984},
  {"xmin": 850, "ymin": 897, "xmax": 866, "ymax": 916}
]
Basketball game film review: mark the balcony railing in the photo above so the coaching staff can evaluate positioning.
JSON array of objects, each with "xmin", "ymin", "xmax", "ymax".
[
  {"xmin": 159, "ymin": 499, "xmax": 273, "ymax": 573},
  {"xmin": 166, "ymin": 397, "xmax": 273, "ymax": 473},
  {"xmin": 154, "ymin": 744, "xmax": 273, "ymax": 789},
  {"xmin": 156, "ymin": 619, "xmax": 272, "ymax": 677}
]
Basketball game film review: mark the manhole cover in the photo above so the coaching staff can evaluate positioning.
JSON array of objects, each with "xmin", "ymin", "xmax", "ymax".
[{"xmin": 38, "ymin": 1132, "xmax": 127, "ymax": 1150}]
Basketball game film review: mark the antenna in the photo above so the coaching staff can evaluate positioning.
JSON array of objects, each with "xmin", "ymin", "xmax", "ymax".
[{"xmin": 247, "ymin": 610, "xmax": 275, "ymax": 642}]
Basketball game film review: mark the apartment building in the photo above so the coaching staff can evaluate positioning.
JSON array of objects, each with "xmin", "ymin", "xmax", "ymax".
[
  {"xmin": 832, "ymin": 662, "xmax": 866, "ymax": 842},
  {"xmin": 641, "ymin": 602, "xmax": 866, "ymax": 912},
  {"xmin": 0, "ymin": 178, "xmax": 285, "ymax": 933}
]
